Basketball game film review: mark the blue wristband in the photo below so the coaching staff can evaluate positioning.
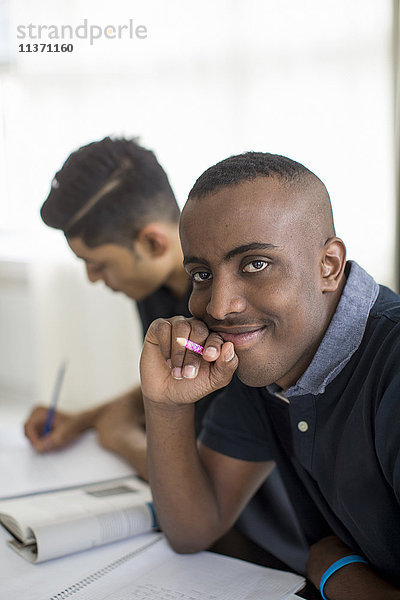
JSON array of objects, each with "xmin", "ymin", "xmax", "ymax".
[
  {"xmin": 146, "ymin": 502, "xmax": 159, "ymax": 529},
  {"xmin": 320, "ymin": 555, "xmax": 368, "ymax": 600}
]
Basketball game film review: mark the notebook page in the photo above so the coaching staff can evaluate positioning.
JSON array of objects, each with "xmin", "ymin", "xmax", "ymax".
[
  {"xmin": 47, "ymin": 537, "xmax": 304, "ymax": 600},
  {"xmin": 0, "ymin": 529, "xmax": 161, "ymax": 600},
  {"xmin": 0, "ymin": 427, "xmax": 133, "ymax": 499}
]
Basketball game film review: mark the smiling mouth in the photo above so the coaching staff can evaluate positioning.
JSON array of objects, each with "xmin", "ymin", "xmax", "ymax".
[{"xmin": 215, "ymin": 326, "xmax": 267, "ymax": 348}]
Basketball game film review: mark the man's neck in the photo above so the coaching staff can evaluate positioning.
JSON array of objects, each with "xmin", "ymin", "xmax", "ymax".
[{"xmin": 277, "ymin": 273, "xmax": 348, "ymax": 391}]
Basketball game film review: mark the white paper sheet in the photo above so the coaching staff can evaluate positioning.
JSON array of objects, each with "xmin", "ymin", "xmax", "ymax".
[
  {"xmin": 0, "ymin": 426, "xmax": 133, "ymax": 499},
  {"xmin": 0, "ymin": 527, "xmax": 162, "ymax": 600},
  {"xmin": 44, "ymin": 536, "xmax": 305, "ymax": 600}
]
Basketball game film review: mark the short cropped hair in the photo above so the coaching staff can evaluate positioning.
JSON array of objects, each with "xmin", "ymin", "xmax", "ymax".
[
  {"xmin": 188, "ymin": 151, "xmax": 319, "ymax": 199},
  {"xmin": 41, "ymin": 137, "xmax": 180, "ymax": 248}
]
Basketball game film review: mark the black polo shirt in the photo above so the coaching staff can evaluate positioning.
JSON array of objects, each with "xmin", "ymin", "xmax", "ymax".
[
  {"xmin": 137, "ymin": 282, "xmax": 309, "ymax": 572},
  {"xmin": 200, "ymin": 263, "xmax": 400, "ymax": 586}
]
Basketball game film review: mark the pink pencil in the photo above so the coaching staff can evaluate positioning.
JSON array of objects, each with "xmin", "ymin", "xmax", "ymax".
[{"xmin": 176, "ymin": 337, "xmax": 204, "ymax": 355}]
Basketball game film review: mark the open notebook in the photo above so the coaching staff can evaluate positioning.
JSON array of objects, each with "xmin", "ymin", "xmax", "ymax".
[{"xmin": 46, "ymin": 534, "xmax": 305, "ymax": 600}]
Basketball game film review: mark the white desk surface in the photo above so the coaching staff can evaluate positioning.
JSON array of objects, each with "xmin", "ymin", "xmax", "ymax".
[{"xmin": 0, "ymin": 416, "xmax": 305, "ymax": 600}]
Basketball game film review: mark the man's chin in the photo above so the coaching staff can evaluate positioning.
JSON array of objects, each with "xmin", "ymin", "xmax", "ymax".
[{"xmin": 235, "ymin": 364, "xmax": 275, "ymax": 388}]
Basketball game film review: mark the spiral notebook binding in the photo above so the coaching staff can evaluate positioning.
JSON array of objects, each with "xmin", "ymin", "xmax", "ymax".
[{"xmin": 48, "ymin": 534, "xmax": 163, "ymax": 599}]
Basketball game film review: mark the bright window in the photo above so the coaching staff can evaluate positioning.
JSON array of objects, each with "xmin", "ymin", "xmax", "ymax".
[{"xmin": 0, "ymin": 0, "xmax": 395, "ymax": 286}]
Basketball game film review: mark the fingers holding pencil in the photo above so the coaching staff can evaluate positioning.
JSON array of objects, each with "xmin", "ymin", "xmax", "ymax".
[
  {"xmin": 165, "ymin": 317, "xmax": 207, "ymax": 380},
  {"xmin": 141, "ymin": 316, "xmax": 238, "ymax": 405},
  {"xmin": 176, "ymin": 337, "xmax": 204, "ymax": 355},
  {"xmin": 170, "ymin": 318, "xmax": 230, "ymax": 380},
  {"xmin": 175, "ymin": 334, "xmax": 228, "ymax": 363}
]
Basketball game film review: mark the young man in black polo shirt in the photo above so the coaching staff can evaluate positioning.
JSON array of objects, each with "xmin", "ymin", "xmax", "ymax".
[
  {"xmin": 140, "ymin": 152, "xmax": 400, "ymax": 599},
  {"xmin": 24, "ymin": 139, "xmax": 308, "ymax": 574}
]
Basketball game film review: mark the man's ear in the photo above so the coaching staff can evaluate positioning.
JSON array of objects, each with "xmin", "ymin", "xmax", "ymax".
[
  {"xmin": 136, "ymin": 224, "xmax": 170, "ymax": 258},
  {"xmin": 320, "ymin": 237, "xmax": 346, "ymax": 293}
]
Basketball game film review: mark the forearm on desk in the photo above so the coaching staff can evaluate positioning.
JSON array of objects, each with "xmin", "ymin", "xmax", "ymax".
[
  {"xmin": 144, "ymin": 400, "xmax": 223, "ymax": 553},
  {"xmin": 103, "ymin": 426, "xmax": 147, "ymax": 479},
  {"xmin": 92, "ymin": 386, "xmax": 148, "ymax": 478},
  {"xmin": 144, "ymin": 398, "xmax": 271, "ymax": 554},
  {"xmin": 319, "ymin": 565, "xmax": 400, "ymax": 600}
]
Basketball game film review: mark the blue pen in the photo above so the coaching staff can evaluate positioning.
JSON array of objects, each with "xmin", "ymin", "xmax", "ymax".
[{"xmin": 42, "ymin": 361, "xmax": 67, "ymax": 436}]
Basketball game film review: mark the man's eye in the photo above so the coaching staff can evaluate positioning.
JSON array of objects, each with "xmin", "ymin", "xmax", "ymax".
[
  {"xmin": 192, "ymin": 271, "xmax": 212, "ymax": 283},
  {"xmin": 242, "ymin": 260, "xmax": 269, "ymax": 273}
]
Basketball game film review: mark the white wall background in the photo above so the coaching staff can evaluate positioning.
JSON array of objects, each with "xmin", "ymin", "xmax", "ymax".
[{"xmin": 0, "ymin": 0, "xmax": 396, "ymax": 413}]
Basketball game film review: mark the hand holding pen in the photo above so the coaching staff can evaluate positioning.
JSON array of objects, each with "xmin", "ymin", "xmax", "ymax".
[
  {"xmin": 24, "ymin": 361, "xmax": 74, "ymax": 453},
  {"xmin": 42, "ymin": 361, "xmax": 67, "ymax": 436}
]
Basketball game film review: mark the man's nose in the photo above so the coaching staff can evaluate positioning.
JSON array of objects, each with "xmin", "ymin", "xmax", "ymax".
[
  {"xmin": 86, "ymin": 265, "xmax": 103, "ymax": 283},
  {"xmin": 206, "ymin": 277, "xmax": 246, "ymax": 320}
]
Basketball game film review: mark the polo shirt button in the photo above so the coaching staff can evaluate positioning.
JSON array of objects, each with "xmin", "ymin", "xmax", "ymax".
[{"xmin": 297, "ymin": 420, "xmax": 309, "ymax": 432}]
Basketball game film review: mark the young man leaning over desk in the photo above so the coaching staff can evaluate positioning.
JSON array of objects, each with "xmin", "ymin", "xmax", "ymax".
[
  {"xmin": 140, "ymin": 152, "xmax": 400, "ymax": 600},
  {"xmin": 24, "ymin": 137, "xmax": 192, "ymax": 479},
  {"xmin": 24, "ymin": 137, "xmax": 309, "ymax": 578}
]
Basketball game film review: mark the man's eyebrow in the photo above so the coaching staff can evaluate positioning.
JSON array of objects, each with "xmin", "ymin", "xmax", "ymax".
[
  {"xmin": 224, "ymin": 242, "xmax": 280, "ymax": 261},
  {"xmin": 183, "ymin": 255, "xmax": 207, "ymax": 267},
  {"xmin": 183, "ymin": 242, "xmax": 280, "ymax": 266}
]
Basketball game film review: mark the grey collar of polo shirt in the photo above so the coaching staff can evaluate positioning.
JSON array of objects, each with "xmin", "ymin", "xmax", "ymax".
[{"xmin": 267, "ymin": 261, "xmax": 379, "ymax": 400}]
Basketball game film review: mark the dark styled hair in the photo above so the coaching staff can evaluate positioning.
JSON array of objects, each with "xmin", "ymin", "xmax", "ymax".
[
  {"xmin": 41, "ymin": 137, "xmax": 180, "ymax": 248},
  {"xmin": 188, "ymin": 151, "xmax": 320, "ymax": 199}
]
